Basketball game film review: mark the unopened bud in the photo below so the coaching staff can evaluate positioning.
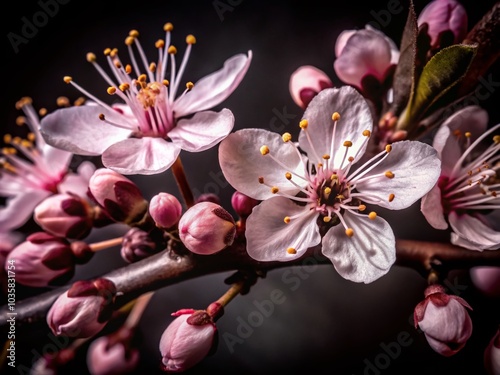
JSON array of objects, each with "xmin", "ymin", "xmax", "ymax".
[
  {"xmin": 178, "ymin": 202, "xmax": 236, "ymax": 255},
  {"xmin": 34, "ymin": 193, "xmax": 94, "ymax": 239},
  {"xmin": 195, "ymin": 193, "xmax": 220, "ymax": 205},
  {"xmin": 120, "ymin": 227, "xmax": 157, "ymax": 263},
  {"xmin": 289, "ymin": 65, "xmax": 333, "ymax": 109},
  {"xmin": 231, "ymin": 191, "xmax": 259, "ymax": 218},
  {"xmin": 149, "ymin": 192, "xmax": 183, "ymax": 229}
]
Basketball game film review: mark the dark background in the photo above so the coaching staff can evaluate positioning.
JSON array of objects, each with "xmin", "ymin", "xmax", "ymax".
[{"xmin": 2, "ymin": 0, "xmax": 500, "ymax": 374}]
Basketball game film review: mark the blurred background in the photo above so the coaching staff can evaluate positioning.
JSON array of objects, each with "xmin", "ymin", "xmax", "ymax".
[{"xmin": 2, "ymin": 0, "xmax": 500, "ymax": 374}]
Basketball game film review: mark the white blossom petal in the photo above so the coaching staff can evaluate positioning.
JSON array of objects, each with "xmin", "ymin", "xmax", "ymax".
[
  {"xmin": 449, "ymin": 212, "xmax": 500, "ymax": 250},
  {"xmin": 421, "ymin": 184, "xmax": 448, "ymax": 230},
  {"xmin": 0, "ymin": 190, "xmax": 51, "ymax": 231}
]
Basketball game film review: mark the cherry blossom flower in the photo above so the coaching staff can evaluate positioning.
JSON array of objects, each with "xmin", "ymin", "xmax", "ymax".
[
  {"xmin": 40, "ymin": 23, "xmax": 252, "ymax": 175},
  {"xmin": 0, "ymin": 98, "xmax": 93, "ymax": 231},
  {"xmin": 219, "ymin": 86, "xmax": 441, "ymax": 283},
  {"xmin": 421, "ymin": 106, "xmax": 500, "ymax": 250}
]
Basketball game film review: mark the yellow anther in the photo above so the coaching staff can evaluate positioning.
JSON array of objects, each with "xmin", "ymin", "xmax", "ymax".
[
  {"xmin": 3, "ymin": 134, "xmax": 12, "ymax": 143},
  {"xmin": 299, "ymin": 119, "xmax": 308, "ymax": 129},
  {"xmin": 110, "ymin": 48, "xmax": 119, "ymax": 57},
  {"xmin": 388, "ymin": 193, "xmax": 395, "ymax": 202},
  {"xmin": 164, "ymin": 22, "xmax": 174, "ymax": 32},
  {"xmin": 324, "ymin": 187, "xmax": 332, "ymax": 196},
  {"xmin": 15, "ymin": 116, "xmax": 25, "ymax": 126},
  {"xmin": 12, "ymin": 137, "xmax": 21, "ymax": 144},
  {"xmin": 186, "ymin": 82, "xmax": 194, "ymax": 90},
  {"xmin": 282, "ymin": 132, "xmax": 292, "ymax": 142},
  {"xmin": 258, "ymin": 177, "xmax": 265, "ymax": 184},
  {"xmin": 260, "ymin": 145, "xmax": 270, "ymax": 155},
  {"xmin": 119, "ymin": 83, "xmax": 130, "ymax": 92},
  {"xmin": 385, "ymin": 144, "xmax": 392, "ymax": 153},
  {"xmin": 86, "ymin": 52, "xmax": 96, "ymax": 62},
  {"xmin": 330, "ymin": 173, "xmax": 338, "ymax": 181},
  {"xmin": 99, "ymin": 113, "xmax": 106, "ymax": 121},
  {"xmin": 138, "ymin": 74, "xmax": 147, "ymax": 82},
  {"xmin": 358, "ymin": 204, "xmax": 366, "ymax": 211},
  {"xmin": 103, "ymin": 48, "xmax": 112, "ymax": 56},
  {"xmin": 129, "ymin": 29, "xmax": 139, "ymax": 37},
  {"xmin": 155, "ymin": 39, "xmax": 165, "ymax": 49},
  {"xmin": 332, "ymin": 112, "xmax": 340, "ymax": 121},
  {"xmin": 343, "ymin": 141, "xmax": 352, "ymax": 147},
  {"xmin": 284, "ymin": 216, "xmax": 291, "ymax": 224},
  {"xmin": 163, "ymin": 79, "xmax": 170, "ymax": 86},
  {"xmin": 285, "ymin": 172, "xmax": 292, "ymax": 180},
  {"xmin": 15, "ymin": 97, "xmax": 32, "ymax": 110},
  {"xmin": 345, "ymin": 228, "xmax": 354, "ymax": 237},
  {"xmin": 287, "ymin": 247, "xmax": 297, "ymax": 255},
  {"xmin": 186, "ymin": 35, "xmax": 196, "ymax": 44},
  {"xmin": 21, "ymin": 139, "xmax": 32, "ymax": 148},
  {"xmin": 323, "ymin": 216, "xmax": 332, "ymax": 223},
  {"xmin": 56, "ymin": 96, "xmax": 70, "ymax": 107},
  {"xmin": 363, "ymin": 130, "xmax": 371, "ymax": 137},
  {"xmin": 125, "ymin": 36, "xmax": 135, "ymax": 45},
  {"xmin": 494, "ymin": 135, "xmax": 500, "ymax": 144},
  {"xmin": 74, "ymin": 97, "xmax": 86, "ymax": 106},
  {"xmin": 348, "ymin": 156, "xmax": 354, "ymax": 162},
  {"xmin": 465, "ymin": 132, "xmax": 471, "ymax": 138},
  {"xmin": 336, "ymin": 194, "xmax": 345, "ymax": 200},
  {"xmin": 368, "ymin": 211, "xmax": 377, "ymax": 220},
  {"xmin": 317, "ymin": 163, "xmax": 323, "ymax": 168},
  {"xmin": 27, "ymin": 133, "xmax": 36, "ymax": 142},
  {"xmin": 125, "ymin": 64, "xmax": 132, "ymax": 74},
  {"xmin": 39, "ymin": 108, "xmax": 47, "ymax": 116},
  {"xmin": 63, "ymin": 76, "xmax": 72, "ymax": 84},
  {"xmin": 322, "ymin": 154, "xmax": 330, "ymax": 160},
  {"xmin": 384, "ymin": 171, "xmax": 395, "ymax": 179},
  {"xmin": 271, "ymin": 186, "xmax": 279, "ymax": 194},
  {"xmin": 107, "ymin": 87, "xmax": 117, "ymax": 95},
  {"xmin": 114, "ymin": 61, "xmax": 122, "ymax": 69},
  {"xmin": 149, "ymin": 62, "xmax": 156, "ymax": 72},
  {"xmin": 168, "ymin": 45, "xmax": 177, "ymax": 54}
]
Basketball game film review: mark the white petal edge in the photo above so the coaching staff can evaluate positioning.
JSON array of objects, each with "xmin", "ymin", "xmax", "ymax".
[
  {"xmin": 421, "ymin": 184, "xmax": 448, "ymax": 230},
  {"xmin": 449, "ymin": 212, "xmax": 500, "ymax": 250}
]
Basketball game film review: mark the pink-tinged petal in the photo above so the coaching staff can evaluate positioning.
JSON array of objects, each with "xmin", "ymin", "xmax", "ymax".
[
  {"xmin": 40, "ymin": 145, "xmax": 73, "ymax": 175},
  {"xmin": 299, "ymin": 86, "xmax": 373, "ymax": 167},
  {"xmin": 0, "ymin": 190, "xmax": 51, "ymax": 231},
  {"xmin": 102, "ymin": 138, "xmax": 181, "ymax": 175},
  {"xmin": 168, "ymin": 109, "xmax": 234, "ymax": 152},
  {"xmin": 441, "ymin": 105, "xmax": 488, "ymax": 136},
  {"xmin": 449, "ymin": 212, "xmax": 500, "ymax": 250},
  {"xmin": 421, "ymin": 184, "xmax": 448, "ymax": 230},
  {"xmin": 245, "ymin": 197, "xmax": 321, "ymax": 262},
  {"xmin": 335, "ymin": 29, "xmax": 357, "ymax": 57},
  {"xmin": 289, "ymin": 65, "xmax": 333, "ymax": 109},
  {"xmin": 334, "ymin": 29, "xmax": 393, "ymax": 87},
  {"xmin": 321, "ymin": 211, "xmax": 396, "ymax": 283},
  {"xmin": 355, "ymin": 141, "xmax": 441, "ymax": 210},
  {"xmin": 40, "ymin": 105, "xmax": 133, "ymax": 155},
  {"xmin": 58, "ymin": 161, "xmax": 96, "ymax": 198},
  {"xmin": 219, "ymin": 129, "xmax": 306, "ymax": 200},
  {"xmin": 173, "ymin": 51, "xmax": 252, "ymax": 118},
  {"xmin": 418, "ymin": 0, "xmax": 468, "ymax": 45}
]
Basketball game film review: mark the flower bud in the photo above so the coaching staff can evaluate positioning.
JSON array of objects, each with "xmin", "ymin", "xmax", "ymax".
[
  {"xmin": 231, "ymin": 191, "xmax": 259, "ymax": 218},
  {"xmin": 159, "ymin": 309, "xmax": 217, "ymax": 373},
  {"xmin": 289, "ymin": 65, "xmax": 333, "ymax": 109},
  {"xmin": 47, "ymin": 278, "xmax": 117, "ymax": 338},
  {"xmin": 178, "ymin": 202, "xmax": 236, "ymax": 255},
  {"xmin": 149, "ymin": 192, "xmax": 183, "ymax": 229},
  {"xmin": 34, "ymin": 193, "xmax": 94, "ymax": 239},
  {"xmin": 414, "ymin": 284, "xmax": 473, "ymax": 356},
  {"xmin": 485, "ymin": 327, "xmax": 500, "ymax": 375},
  {"xmin": 418, "ymin": 0, "xmax": 468, "ymax": 49},
  {"xmin": 120, "ymin": 227, "xmax": 157, "ymax": 263},
  {"xmin": 195, "ymin": 193, "xmax": 220, "ymax": 205},
  {"xmin": 5, "ymin": 232, "xmax": 75, "ymax": 287},
  {"xmin": 470, "ymin": 266, "xmax": 500, "ymax": 299},
  {"xmin": 88, "ymin": 168, "xmax": 148, "ymax": 225},
  {"xmin": 87, "ymin": 328, "xmax": 139, "ymax": 375}
]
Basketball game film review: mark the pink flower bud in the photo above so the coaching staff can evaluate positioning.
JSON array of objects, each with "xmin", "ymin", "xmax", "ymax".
[
  {"xmin": 120, "ymin": 227, "xmax": 157, "ymax": 263},
  {"xmin": 178, "ymin": 202, "xmax": 236, "ymax": 255},
  {"xmin": 88, "ymin": 168, "xmax": 148, "ymax": 225},
  {"xmin": 159, "ymin": 309, "xmax": 217, "ymax": 372},
  {"xmin": 414, "ymin": 285, "xmax": 473, "ymax": 356},
  {"xmin": 485, "ymin": 327, "xmax": 500, "ymax": 375},
  {"xmin": 231, "ymin": 191, "xmax": 259, "ymax": 218},
  {"xmin": 5, "ymin": 232, "xmax": 75, "ymax": 287},
  {"xmin": 149, "ymin": 192, "xmax": 183, "ymax": 229},
  {"xmin": 195, "ymin": 193, "xmax": 220, "ymax": 205},
  {"xmin": 289, "ymin": 65, "xmax": 333, "ymax": 109},
  {"xmin": 470, "ymin": 266, "xmax": 500, "ymax": 299},
  {"xmin": 47, "ymin": 278, "xmax": 117, "ymax": 338},
  {"xmin": 34, "ymin": 193, "xmax": 94, "ymax": 239},
  {"xmin": 418, "ymin": 0, "xmax": 468, "ymax": 49},
  {"xmin": 87, "ymin": 328, "xmax": 139, "ymax": 375}
]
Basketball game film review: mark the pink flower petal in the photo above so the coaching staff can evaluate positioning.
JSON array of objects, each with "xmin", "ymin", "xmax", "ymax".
[
  {"xmin": 321, "ymin": 211, "xmax": 396, "ymax": 283},
  {"xmin": 40, "ymin": 105, "xmax": 132, "ymax": 155},
  {"xmin": 58, "ymin": 161, "xmax": 96, "ymax": 198},
  {"xmin": 245, "ymin": 196, "xmax": 321, "ymax": 262},
  {"xmin": 174, "ymin": 51, "xmax": 252, "ymax": 118},
  {"xmin": 40, "ymin": 144, "xmax": 73, "ymax": 176},
  {"xmin": 421, "ymin": 184, "xmax": 448, "ymax": 230},
  {"xmin": 102, "ymin": 137, "xmax": 181, "ymax": 175},
  {"xmin": 289, "ymin": 65, "xmax": 333, "ymax": 109},
  {"xmin": 0, "ymin": 190, "xmax": 51, "ymax": 231},
  {"xmin": 168, "ymin": 109, "xmax": 234, "ymax": 152},
  {"xmin": 449, "ymin": 212, "xmax": 500, "ymax": 250}
]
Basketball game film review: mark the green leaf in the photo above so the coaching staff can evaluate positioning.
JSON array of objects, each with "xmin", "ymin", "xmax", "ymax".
[{"xmin": 397, "ymin": 44, "xmax": 477, "ymax": 133}]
